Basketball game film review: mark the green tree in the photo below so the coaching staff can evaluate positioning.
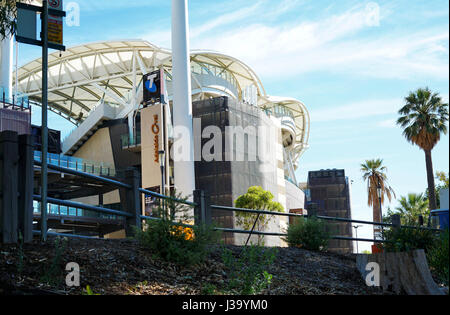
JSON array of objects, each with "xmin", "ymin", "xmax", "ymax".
[
  {"xmin": 388, "ymin": 193, "xmax": 430, "ymax": 226},
  {"xmin": 1, "ymin": 0, "xmax": 33, "ymax": 40},
  {"xmin": 361, "ymin": 159, "xmax": 396, "ymax": 227},
  {"xmin": 426, "ymin": 171, "xmax": 450, "ymax": 209},
  {"xmin": 397, "ymin": 88, "xmax": 449, "ymax": 211},
  {"xmin": 235, "ymin": 186, "xmax": 284, "ymax": 245}
]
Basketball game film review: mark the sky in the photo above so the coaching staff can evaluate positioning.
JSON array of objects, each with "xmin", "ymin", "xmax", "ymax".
[{"xmin": 18, "ymin": 0, "xmax": 449, "ymax": 252}]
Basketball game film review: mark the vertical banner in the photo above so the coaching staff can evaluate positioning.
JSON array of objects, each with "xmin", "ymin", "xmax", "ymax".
[
  {"xmin": 143, "ymin": 69, "xmax": 166, "ymax": 105},
  {"xmin": 48, "ymin": 0, "xmax": 63, "ymax": 45},
  {"xmin": 141, "ymin": 104, "xmax": 164, "ymax": 216}
]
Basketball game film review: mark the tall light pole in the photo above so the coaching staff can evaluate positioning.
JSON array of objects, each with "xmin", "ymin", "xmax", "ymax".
[
  {"xmin": 353, "ymin": 225, "xmax": 363, "ymax": 253},
  {"xmin": 376, "ymin": 184, "xmax": 383, "ymax": 240},
  {"xmin": 171, "ymin": 0, "xmax": 196, "ymax": 200},
  {"xmin": 0, "ymin": 16, "xmax": 13, "ymax": 101},
  {"xmin": 159, "ymin": 150, "xmax": 166, "ymax": 195},
  {"xmin": 40, "ymin": 0, "xmax": 49, "ymax": 242}
]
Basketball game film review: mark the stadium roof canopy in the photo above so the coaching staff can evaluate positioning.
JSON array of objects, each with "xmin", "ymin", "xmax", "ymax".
[
  {"xmin": 16, "ymin": 39, "xmax": 309, "ymax": 159},
  {"xmin": 16, "ymin": 40, "xmax": 265, "ymax": 123}
]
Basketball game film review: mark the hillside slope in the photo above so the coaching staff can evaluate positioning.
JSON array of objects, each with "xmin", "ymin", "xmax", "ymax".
[{"xmin": 0, "ymin": 237, "xmax": 382, "ymax": 295}]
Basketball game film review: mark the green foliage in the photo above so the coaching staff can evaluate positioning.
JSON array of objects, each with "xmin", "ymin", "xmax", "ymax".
[
  {"xmin": 222, "ymin": 246, "xmax": 277, "ymax": 295},
  {"xmin": 234, "ymin": 186, "xmax": 284, "ymax": 245},
  {"xmin": 200, "ymin": 283, "xmax": 217, "ymax": 296},
  {"xmin": 1, "ymin": 0, "xmax": 33, "ymax": 39},
  {"xmin": 382, "ymin": 226, "xmax": 438, "ymax": 253},
  {"xmin": 428, "ymin": 230, "xmax": 449, "ymax": 286},
  {"xmin": 135, "ymin": 192, "xmax": 220, "ymax": 266},
  {"xmin": 40, "ymin": 237, "xmax": 68, "ymax": 285},
  {"xmin": 284, "ymin": 217, "xmax": 331, "ymax": 251},
  {"xmin": 83, "ymin": 285, "xmax": 100, "ymax": 295},
  {"xmin": 385, "ymin": 193, "xmax": 430, "ymax": 226},
  {"xmin": 397, "ymin": 88, "xmax": 449, "ymax": 151},
  {"xmin": 426, "ymin": 171, "xmax": 450, "ymax": 209}
]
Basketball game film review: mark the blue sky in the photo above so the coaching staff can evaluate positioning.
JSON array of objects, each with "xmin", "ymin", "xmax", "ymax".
[{"xmin": 20, "ymin": 0, "xmax": 449, "ymax": 252}]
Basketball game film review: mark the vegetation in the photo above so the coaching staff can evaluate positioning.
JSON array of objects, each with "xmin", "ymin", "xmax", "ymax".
[
  {"xmin": 428, "ymin": 230, "xmax": 449, "ymax": 286},
  {"xmin": 426, "ymin": 171, "xmax": 449, "ymax": 209},
  {"xmin": 382, "ymin": 226, "xmax": 437, "ymax": 254},
  {"xmin": 40, "ymin": 237, "xmax": 68, "ymax": 285},
  {"xmin": 384, "ymin": 193, "xmax": 430, "ymax": 226},
  {"xmin": 235, "ymin": 186, "xmax": 284, "ymax": 245},
  {"xmin": 0, "ymin": 0, "xmax": 33, "ymax": 39},
  {"xmin": 135, "ymin": 192, "xmax": 220, "ymax": 266},
  {"xmin": 361, "ymin": 159, "xmax": 396, "ymax": 231},
  {"xmin": 284, "ymin": 216, "xmax": 331, "ymax": 251},
  {"xmin": 222, "ymin": 245, "xmax": 277, "ymax": 295},
  {"xmin": 397, "ymin": 87, "xmax": 449, "ymax": 211}
]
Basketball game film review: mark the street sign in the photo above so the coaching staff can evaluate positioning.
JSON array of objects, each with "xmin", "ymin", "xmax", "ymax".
[
  {"xmin": 15, "ymin": 1, "xmax": 66, "ymax": 51},
  {"xmin": 48, "ymin": 0, "xmax": 63, "ymax": 45}
]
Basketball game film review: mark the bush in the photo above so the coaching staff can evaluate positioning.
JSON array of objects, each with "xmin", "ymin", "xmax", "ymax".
[
  {"xmin": 222, "ymin": 246, "xmax": 277, "ymax": 295},
  {"xmin": 382, "ymin": 226, "xmax": 438, "ymax": 253},
  {"xmin": 284, "ymin": 217, "xmax": 331, "ymax": 251},
  {"xmin": 428, "ymin": 230, "xmax": 449, "ymax": 286},
  {"xmin": 135, "ymin": 193, "xmax": 220, "ymax": 266}
]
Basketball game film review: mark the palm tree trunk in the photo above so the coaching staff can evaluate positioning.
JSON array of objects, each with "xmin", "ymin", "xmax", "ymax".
[{"xmin": 424, "ymin": 149, "xmax": 437, "ymax": 210}]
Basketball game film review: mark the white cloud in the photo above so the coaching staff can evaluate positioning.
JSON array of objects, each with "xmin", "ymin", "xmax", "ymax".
[
  {"xmin": 377, "ymin": 119, "xmax": 398, "ymax": 129},
  {"xmin": 186, "ymin": 3, "xmax": 449, "ymax": 81},
  {"xmin": 310, "ymin": 98, "xmax": 402, "ymax": 123}
]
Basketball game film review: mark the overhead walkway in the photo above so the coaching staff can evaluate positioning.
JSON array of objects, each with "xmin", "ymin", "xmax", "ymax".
[{"xmin": 33, "ymin": 151, "xmax": 124, "ymax": 236}]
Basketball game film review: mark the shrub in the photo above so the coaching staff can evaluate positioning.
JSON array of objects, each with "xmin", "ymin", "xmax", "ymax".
[
  {"xmin": 284, "ymin": 217, "xmax": 331, "ymax": 251},
  {"xmin": 235, "ymin": 186, "xmax": 284, "ymax": 246},
  {"xmin": 222, "ymin": 245, "xmax": 277, "ymax": 295},
  {"xmin": 135, "ymin": 192, "xmax": 220, "ymax": 266},
  {"xmin": 382, "ymin": 226, "xmax": 438, "ymax": 253},
  {"xmin": 428, "ymin": 229, "xmax": 449, "ymax": 286}
]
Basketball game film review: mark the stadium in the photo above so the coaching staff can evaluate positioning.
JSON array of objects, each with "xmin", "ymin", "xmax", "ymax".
[{"xmin": 8, "ymin": 39, "xmax": 310, "ymax": 245}]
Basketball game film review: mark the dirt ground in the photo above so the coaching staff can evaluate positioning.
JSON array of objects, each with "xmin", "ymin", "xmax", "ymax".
[{"xmin": 0, "ymin": 236, "xmax": 383, "ymax": 295}]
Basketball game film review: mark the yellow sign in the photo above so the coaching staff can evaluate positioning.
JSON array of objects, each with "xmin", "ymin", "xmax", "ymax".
[{"xmin": 48, "ymin": 0, "xmax": 63, "ymax": 45}]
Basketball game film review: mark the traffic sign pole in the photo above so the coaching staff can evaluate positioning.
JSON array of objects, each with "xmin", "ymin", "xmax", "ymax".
[{"xmin": 40, "ymin": 0, "xmax": 49, "ymax": 242}]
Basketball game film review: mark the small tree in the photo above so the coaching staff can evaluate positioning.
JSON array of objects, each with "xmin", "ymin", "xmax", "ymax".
[{"xmin": 235, "ymin": 186, "xmax": 284, "ymax": 245}]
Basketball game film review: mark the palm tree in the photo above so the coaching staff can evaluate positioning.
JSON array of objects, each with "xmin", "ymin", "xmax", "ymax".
[
  {"xmin": 397, "ymin": 88, "xmax": 449, "ymax": 211},
  {"xmin": 394, "ymin": 193, "xmax": 430, "ymax": 226},
  {"xmin": 361, "ymin": 159, "xmax": 396, "ymax": 235}
]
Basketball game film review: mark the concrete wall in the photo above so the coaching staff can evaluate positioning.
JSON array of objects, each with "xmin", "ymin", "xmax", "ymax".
[
  {"xmin": 441, "ymin": 188, "xmax": 449, "ymax": 209},
  {"xmin": 72, "ymin": 127, "xmax": 119, "ymax": 206}
]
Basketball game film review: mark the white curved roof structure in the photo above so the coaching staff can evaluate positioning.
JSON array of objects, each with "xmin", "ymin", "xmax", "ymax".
[{"xmin": 15, "ymin": 39, "xmax": 310, "ymax": 160}]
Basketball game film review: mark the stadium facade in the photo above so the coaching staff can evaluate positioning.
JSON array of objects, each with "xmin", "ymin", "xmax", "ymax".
[{"xmin": 10, "ymin": 40, "xmax": 310, "ymax": 245}]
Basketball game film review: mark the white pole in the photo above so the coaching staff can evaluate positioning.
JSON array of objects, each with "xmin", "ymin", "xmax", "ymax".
[
  {"xmin": 0, "ymin": 35, "xmax": 13, "ymax": 102},
  {"xmin": 171, "ymin": 0, "xmax": 196, "ymax": 199}
]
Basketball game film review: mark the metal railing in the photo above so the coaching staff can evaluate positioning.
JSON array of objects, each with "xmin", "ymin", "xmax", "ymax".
[
  {"xmin": 29, "ymin": 157, "xmax": 442, "ymax": 244},
  {"xmin": 32, "ymin": 159, "xmax": 198, "ymax": 240},
  {"xmin": 208, "ymin": 205, "xmax": 443, "ymax": 245}
]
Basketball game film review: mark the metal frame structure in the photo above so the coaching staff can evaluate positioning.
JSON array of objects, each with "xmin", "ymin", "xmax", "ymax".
[{"xmin": 15, "ymin": 40, "xmax": 311, "ymax": 168}]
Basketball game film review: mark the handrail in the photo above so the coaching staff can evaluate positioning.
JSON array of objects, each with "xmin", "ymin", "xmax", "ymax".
[
  {"xmin": 34, "ymin": 160, "xmax": 131, "ymax": 189},
  {"xmin": 33, "ymin": 195, "xmax": 132, "ymax": 218},
  {"xmin": 139, "ymin": 188, "xmax": 197, "ymax": 207},
  {"xmin": 210, "ymin": 204, "xmax": 444, "ymax": 243},
  {"xmin": 211, "ymin": 205, "xmax": 393, "ymax": 227}
]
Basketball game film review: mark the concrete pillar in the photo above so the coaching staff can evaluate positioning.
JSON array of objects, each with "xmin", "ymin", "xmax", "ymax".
[
  {"xmin": 0, "ymin": 36, "xmax": 13, "ymax": 101},
  {"xmin": 171, "ymin": 0, "xmax": 196, "ymax": 200}
]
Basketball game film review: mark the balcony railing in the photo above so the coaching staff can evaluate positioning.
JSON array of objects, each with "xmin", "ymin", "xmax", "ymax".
[
  {"xmin": 34, "ymin": 151, "xmax": 116, "ymax": 177},
  {"xmin": 120, "ymin": 132, "xmax": 141, "ymax": 149}
]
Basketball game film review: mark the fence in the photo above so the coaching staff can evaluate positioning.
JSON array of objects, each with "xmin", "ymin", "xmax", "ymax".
[{"xmin": 0, "ymin": 130, "xmax": 443, "ymax": 245}]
